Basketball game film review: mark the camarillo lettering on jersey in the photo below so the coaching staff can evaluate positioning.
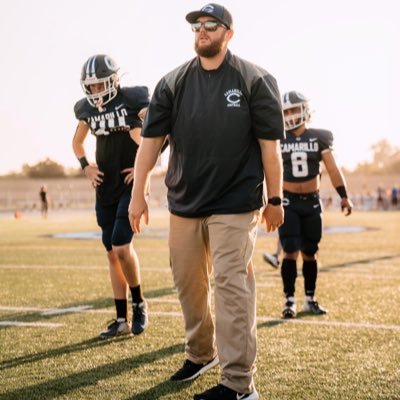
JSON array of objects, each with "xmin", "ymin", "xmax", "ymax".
[
  {"xmin": 281, "ymin": 142, "xmax": 319, "ymax": 153},
  {"xmin": 89, "ymin": 108, "xmax": 128, "ymax": 122}
]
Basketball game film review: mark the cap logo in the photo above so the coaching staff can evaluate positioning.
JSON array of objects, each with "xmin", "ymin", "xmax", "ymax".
[{"xmin": 201, "ymin": 4, "xmax": 215, "ymax": 13}]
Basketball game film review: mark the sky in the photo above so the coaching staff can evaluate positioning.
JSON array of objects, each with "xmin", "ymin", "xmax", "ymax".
[{"xmin": 0, "ymin": 0, "xmax": 399, "ymax": 174}]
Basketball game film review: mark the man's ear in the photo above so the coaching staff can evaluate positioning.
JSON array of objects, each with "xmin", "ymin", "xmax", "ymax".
[{"xmin": 226, "ymin": 28, "xmax": 234, "ymax": 41}]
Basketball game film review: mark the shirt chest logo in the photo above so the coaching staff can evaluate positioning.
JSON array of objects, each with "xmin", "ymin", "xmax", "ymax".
[{"xmin": 224, "ymin": 88, "xmax": 242, "ymax": 108}]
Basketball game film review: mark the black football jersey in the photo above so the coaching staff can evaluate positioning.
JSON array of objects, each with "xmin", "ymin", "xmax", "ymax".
[
  {"xmin": 74, "ymin": 86, "xmax": 149, "ymax": 205},
  {"xmin": 281, "ymin": 128, "xmax": 333, "ymax": 182}
]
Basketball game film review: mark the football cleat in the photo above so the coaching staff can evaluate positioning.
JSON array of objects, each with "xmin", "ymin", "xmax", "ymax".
[
  {"xmin": 99, "ymin": 319, "xmax": 131, "ymax": 339},
  {"xmin": 170, "ymin": 356, "xmax": 219, "ymax": 382},
  {"xmin": 303, "ymin": 300, "xmax": 327, "ymax": 315},
  {"xmin": 132, "ymin": 301, "xmax": 148, "ymax": 335},
  {"xmin": 282, "ymin": 300, "xmax": 297, "ymax": 319},
  {"xmin": 193, "ymin": 384, "xmax": 259, "ymax": 400},
  {"xmin": 262, "ymin": 252, "xmax": 279, "ymax": 269}
]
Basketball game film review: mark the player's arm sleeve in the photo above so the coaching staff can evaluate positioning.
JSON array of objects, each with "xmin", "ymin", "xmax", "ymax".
[
  {"xmin": 250, "ymin": 74, "xmax": 285, "ymax": 141},
  {"xmin": 141, "ymin": 78, "xmax": 173, "ymax": 138}
]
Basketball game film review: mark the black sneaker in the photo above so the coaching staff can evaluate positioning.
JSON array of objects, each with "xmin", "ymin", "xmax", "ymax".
[
  {"xmin": 262, "ymin": 252, "xmax": 279, "ymax": 269},
  {"xmin": 194, "ymin": 384, "xmax": 259, "ymax": 400},
  {"xmin": 303, "ymin": 300, "xmax": 327, "ymax": 315},
  {"xmin": 132, "ymin": 301, "xmax": 148, "ymax": 335},
  {"xmin": 99, "ymin": 319, "xmax": 131, "ymax": 339},
  {"xmin": 170, "ymin": 356, "xmax": 219, "ymax": 381},
  {"xmin": 282, "ymin": 300, "xmax": 296, "ymax": 319}
]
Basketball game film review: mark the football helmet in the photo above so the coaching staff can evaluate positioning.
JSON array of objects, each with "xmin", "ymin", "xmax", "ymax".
[
  {"xmin": 80, "ymin": 54, "xmax": 120, "ymax": 107},
  {"xmin": 282, "ymin": 91, "xmax": 311, "ymax": 130}
]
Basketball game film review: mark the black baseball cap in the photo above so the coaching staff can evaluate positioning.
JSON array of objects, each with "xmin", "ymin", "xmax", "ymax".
[{"xmin": 186, "ymin": 3, "xmax": 233, "ymax": 29}]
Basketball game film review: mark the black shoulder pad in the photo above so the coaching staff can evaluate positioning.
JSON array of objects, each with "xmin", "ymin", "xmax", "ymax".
[
  {"xmin": 120, "ymin": 86, "xmax": 150, "ymax": 111},
  {"xmin": 74, "ymin": 98, "xmax": 92, "ymax": 120}
]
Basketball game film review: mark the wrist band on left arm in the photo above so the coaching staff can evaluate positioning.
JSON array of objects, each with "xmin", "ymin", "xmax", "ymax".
[
  {"xmin": 78, "ymin": 157, "xmax": 89, "ymax": 171},
  {"xmin": 336, "ymin": 185, "xmax": 348, "ymax": 198}
]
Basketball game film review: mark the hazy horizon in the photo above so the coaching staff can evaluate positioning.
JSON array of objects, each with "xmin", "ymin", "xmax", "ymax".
[{"xmin": 1, "ymin": 0, "xmax": 399, "ymax": 174}]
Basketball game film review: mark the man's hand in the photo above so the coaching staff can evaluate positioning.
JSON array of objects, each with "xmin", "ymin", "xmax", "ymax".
[
  {"xmin": 121, "ymin": 167, "xmax": 135, "ymax": 185},
  {"xmin": 128, "ymin": 194, "xmax": 149, "ymax": 233},
  {"xmin": 138, "ymin": 107, "xmax": 148, "ymax": 121},
  {"xmin": 84, "ymin": 165, "xmax": 104, "ymax": 188},
  {"xmin": 341, "ymin": 198, "xmax": 353, "ymax": 216},
  {"xmin": 261, "ymin": 204, "xmax": 284, "ymax": 232}
]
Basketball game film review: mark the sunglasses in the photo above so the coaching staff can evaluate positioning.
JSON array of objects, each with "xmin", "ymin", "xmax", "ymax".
[{"xmin": 191, "ymin": 21, "xmax": 227, "ymax": 32}]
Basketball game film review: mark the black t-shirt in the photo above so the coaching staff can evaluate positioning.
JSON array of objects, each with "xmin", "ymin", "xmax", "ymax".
[
  {"xmin": 142, "ymin": 51, "xmax": 284, "ymax": 217},
  {"xmin": 281, "ymin": 128, "xmax": 333, "ymax": 182},
  {"xmin": 74, "ymin": 86, "xmax": 149, "ymax": 205}
]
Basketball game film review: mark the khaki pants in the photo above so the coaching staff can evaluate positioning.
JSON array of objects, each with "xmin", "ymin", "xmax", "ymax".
[{"xmin": 169, "ymin": 211, "xmax": 259, "ymax": 393}]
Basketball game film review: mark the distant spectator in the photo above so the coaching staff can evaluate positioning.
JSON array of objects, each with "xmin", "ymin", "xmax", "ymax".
[
  {"xmin": 391, "ymin": 185, "xmax": 398, "ymax": 209},
  {"xmin": 39, "ymin": 185, "xmax": 49, "ymax": 218},
  {"xmin": 376, "ymin": 186, "xmax": 385, "ymax": 210}
]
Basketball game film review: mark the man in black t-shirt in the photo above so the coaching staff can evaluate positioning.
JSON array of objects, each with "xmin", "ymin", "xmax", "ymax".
[
  {"xmin": 276, "ymin": 90, "xmax": 353, "ymax": 319},
  {"xmin": 72, "ymin": 54, "xmax": 149, "ymax": 339},
  {"xmin": 129, "ymin": 4, "xmax": 284, "ymax": 400}
]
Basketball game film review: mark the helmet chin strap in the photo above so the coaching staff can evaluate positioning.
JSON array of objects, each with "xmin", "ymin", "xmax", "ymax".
[{"xmin": 96, "ymin": 97, "xmax": 104, "ymax": 111}]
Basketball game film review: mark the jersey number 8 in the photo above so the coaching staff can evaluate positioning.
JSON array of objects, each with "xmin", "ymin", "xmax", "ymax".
[{"xmin": 291, "ymin": 151, "xmax": 308, "ymax": 178}]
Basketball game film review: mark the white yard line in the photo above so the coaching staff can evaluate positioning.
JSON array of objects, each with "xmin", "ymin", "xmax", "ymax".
[
  {"xmin": 1, "ymin": 306, "xmax": 399, "ymax": 331},
  {"xmin": 0, "ymin": 265, "xmax": 172, "ymax": 272},
  {"xmin": 256, "ymin": 316, "xmax": 400, "ymax": 331},
  {"xmin": 0, "ymin": 321, "xmax": 63, "ymax": 328}
]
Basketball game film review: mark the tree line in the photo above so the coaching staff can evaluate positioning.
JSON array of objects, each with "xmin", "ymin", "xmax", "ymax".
[{"xmin": 1, "ymin": 139, "xmax": 399, "ymax": 178}]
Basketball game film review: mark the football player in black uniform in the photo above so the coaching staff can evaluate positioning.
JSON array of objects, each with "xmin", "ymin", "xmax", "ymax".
[
  {"xmin": 129, "ymin": 4, "xmax": 284, "ymax": 400},
  {"xmin": 278, "ymin": 91, "xmax": 353, "ymax": 319},
  {"xmin": 72, "ymin": 54, "xmax": 150, "ymax": 338}
]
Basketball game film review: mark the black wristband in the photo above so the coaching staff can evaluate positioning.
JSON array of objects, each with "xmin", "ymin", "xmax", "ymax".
[
  {"xmin": 78, "ymin": 157, "xmax": 89, "ymax": 171},
  {"xmin": 268, "ymin": 196, "xmax": 282, "ymax": 206},
  {"xmin": 336, "ymin": 185, "xmax": 348, "ymax": 198}
]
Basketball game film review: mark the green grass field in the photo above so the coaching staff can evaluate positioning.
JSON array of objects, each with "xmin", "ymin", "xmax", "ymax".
[{"xmin": 0, "ymin": 209, "xmax": 399, "ymax": 400}]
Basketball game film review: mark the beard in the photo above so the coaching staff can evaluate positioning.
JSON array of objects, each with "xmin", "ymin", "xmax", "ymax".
[{"xmin": 195, "ymin": 35, "xmax": 225, "ymax": 58}]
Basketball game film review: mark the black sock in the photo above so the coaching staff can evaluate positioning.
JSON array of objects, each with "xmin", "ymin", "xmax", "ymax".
[
  {"xmin": 130, "ymin": 285, "xmax": 144, "ymax": 304},
  {"xmin": 302, "ymin": 259, "xmax": 318, "ymax": 297},
  {"xmin": 281, "ymin": 259, "xmax": 297, "ymax": 298},
  {"xmin": 114, "ymin": 298, "xmax": 128, "ymax": 320}
]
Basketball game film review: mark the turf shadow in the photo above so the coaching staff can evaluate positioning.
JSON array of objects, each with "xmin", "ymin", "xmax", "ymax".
[
  {"xmin": 319, "ymin": 253, "xmax": 400, "ymax": 272},
  {"xmin": 0, "ymin": 343, "xmax": 182, "ymax": 400},
  {"xmin": 0, "ymin": 336, "xmax": 130, "ymax": 370},
  {"xmin": 144, "ymin": 287, "xmax": 177, "ymax": 299},
  {"xmin": 126, "ymin": 379, "xmax": 193, "ymax": 400},
  {"xmin": 257, "ymin": 311, "xmax": 325, "ymax": 330}
]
